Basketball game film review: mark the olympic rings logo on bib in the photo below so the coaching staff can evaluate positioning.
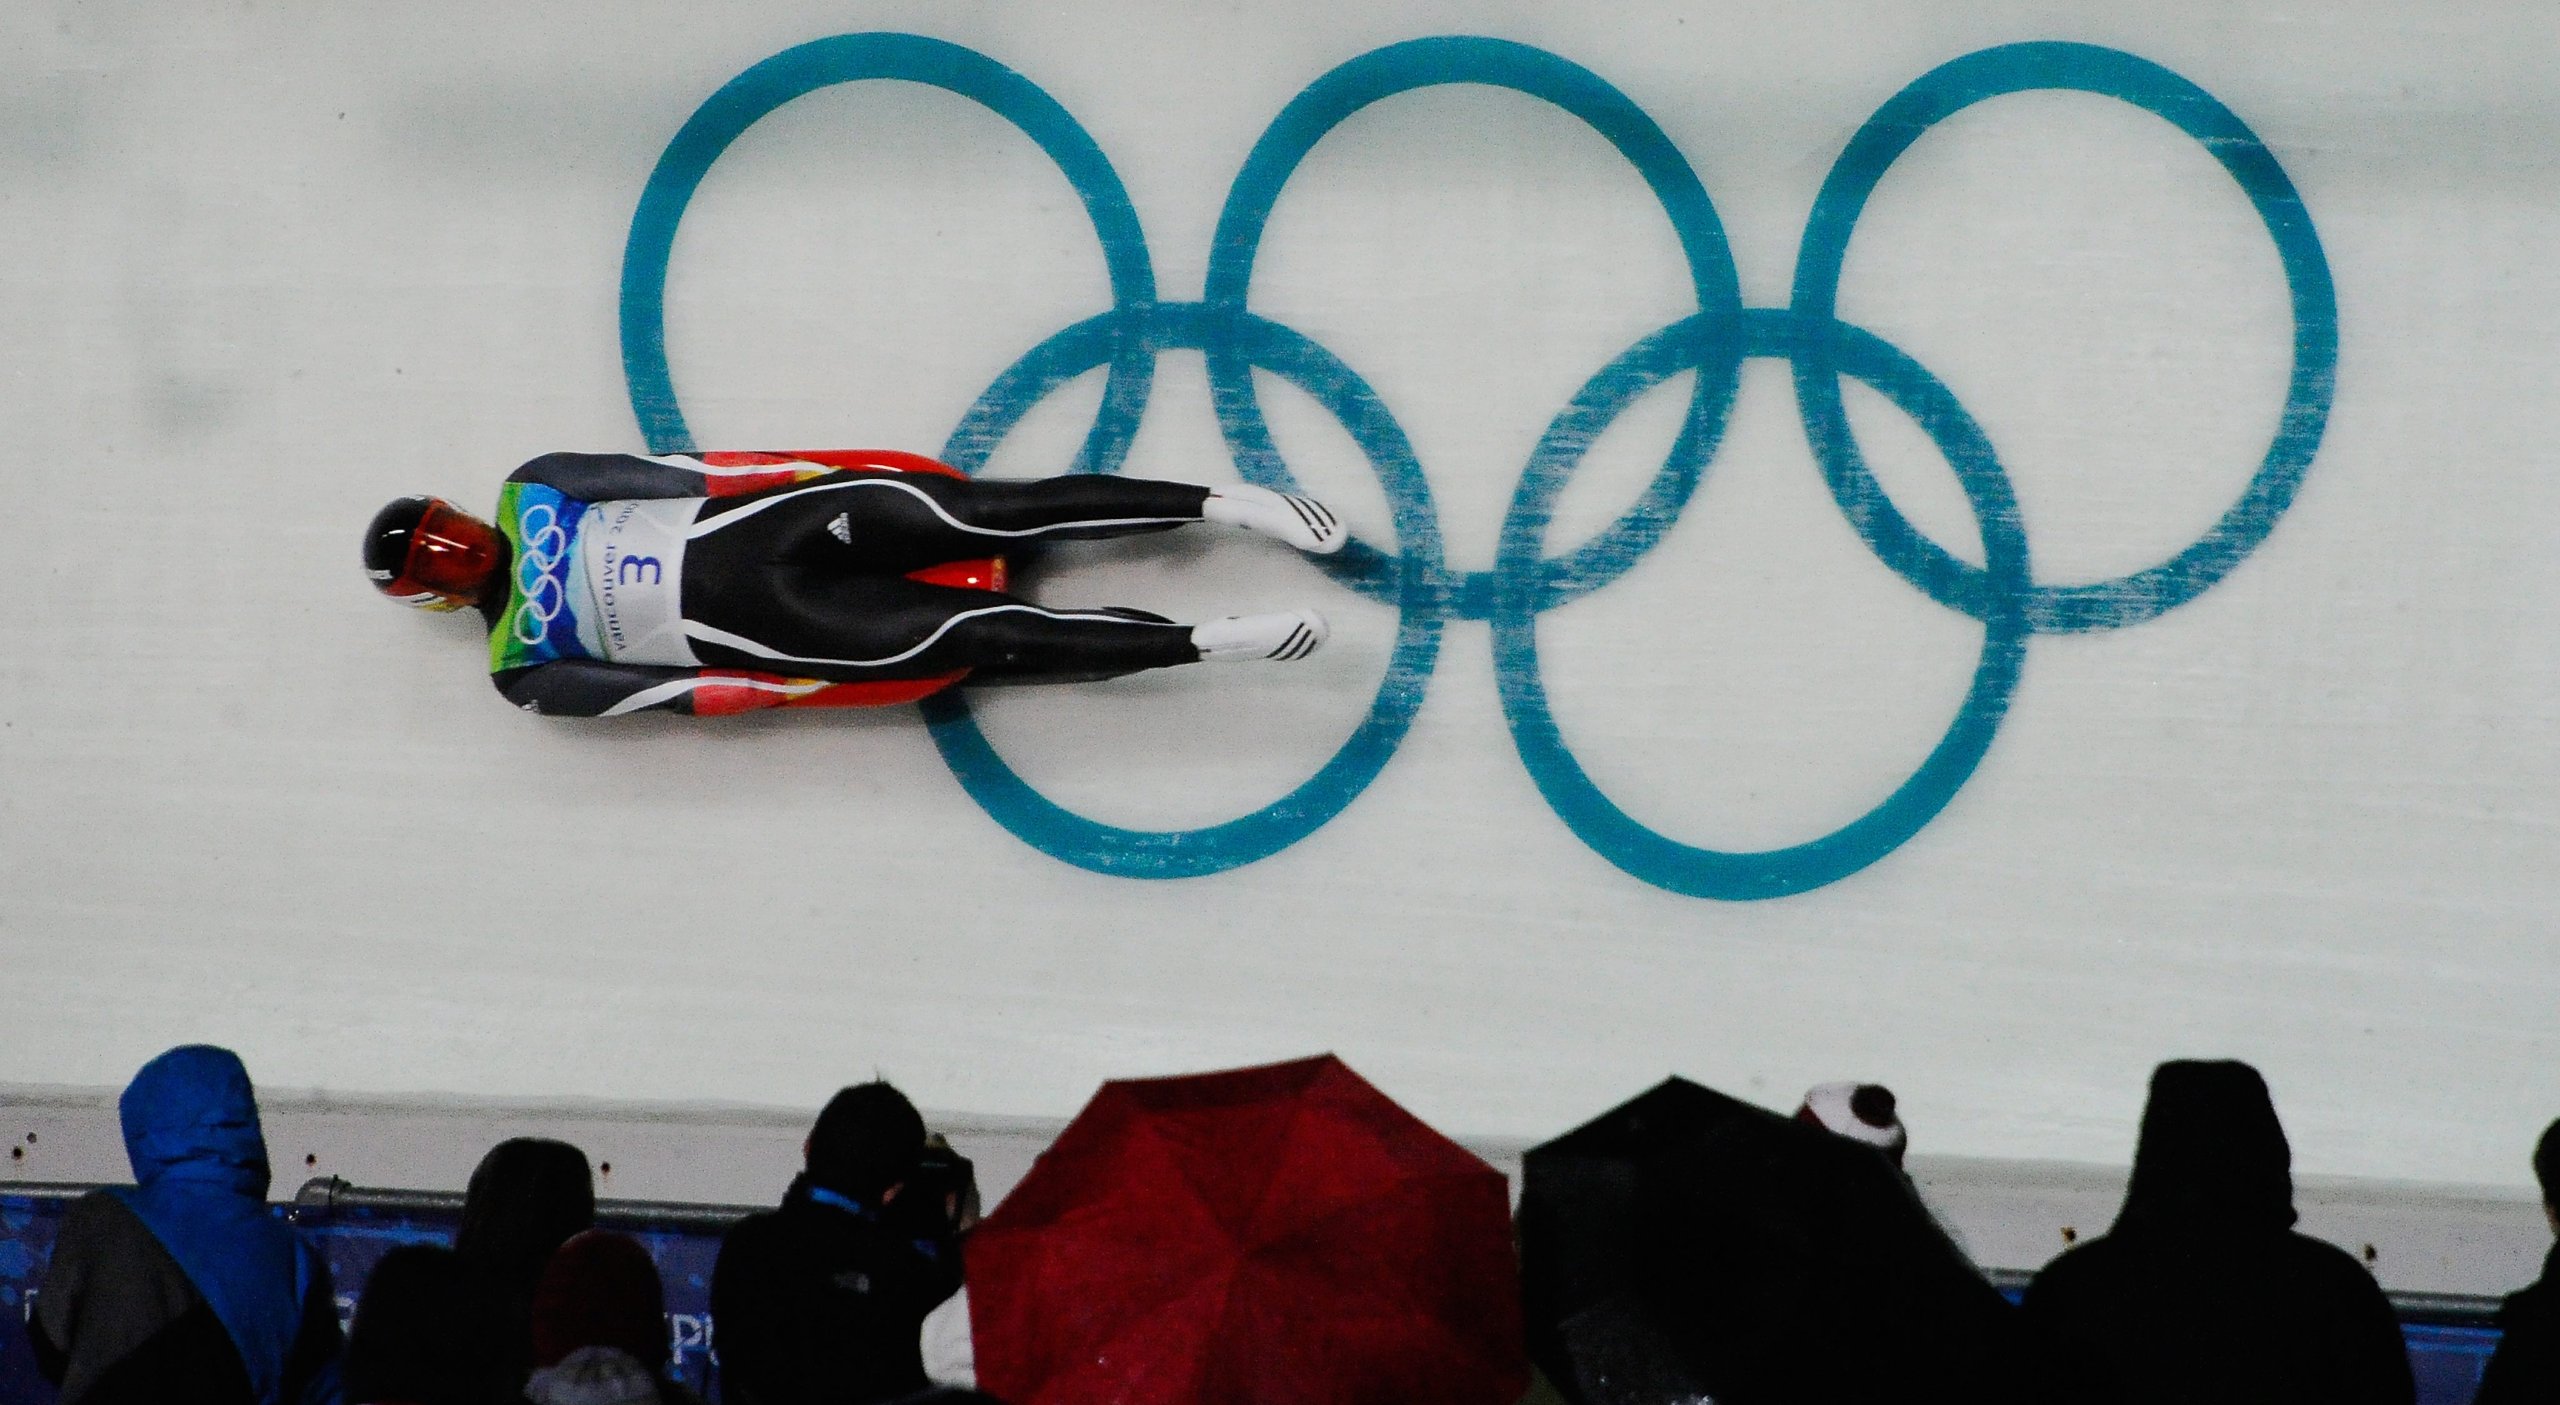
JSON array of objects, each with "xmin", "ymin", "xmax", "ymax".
[
  {"xmin": 619, "ymin": 35, "xmax": 2336, "ymax": 899},
  {"xmin": 513, "ymin": 501, "xmax": 573, "ymax": 647}
]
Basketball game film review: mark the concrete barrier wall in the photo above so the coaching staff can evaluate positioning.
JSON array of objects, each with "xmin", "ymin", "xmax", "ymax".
[{"xmin": 1, "ymin": 1, "xmax": 2554, "ymax": 1199}]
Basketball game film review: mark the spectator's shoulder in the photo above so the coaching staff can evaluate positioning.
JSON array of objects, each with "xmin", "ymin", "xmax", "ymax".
[
  {"xmin": 57, "ymin": 1187, "xmax": 148, "ymax": 1240},
  {"xmin": 2020, "ymin": 1235, "xmax": 2122, "ymax": 1301},
  {"xmin": 2273, "ymin": 1231, "xmax": 2408, "ymax": 1344},
  {"xmin": 717, "ymin": 1205, "xmax": 795, "ymax": 1255},
  {"xmin": 41, "ymin": 1190, "xmax": 192, "ymax": 1298},
  {"xmin": 2501, "ymin": 1271, "xmax": 2560, "ymax": 1328}
]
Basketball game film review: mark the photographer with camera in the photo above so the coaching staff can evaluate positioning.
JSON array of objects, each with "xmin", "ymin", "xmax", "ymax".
[
  {"xmin": 911, "ymin": 1137, "xmax": 984, "ymax": 1391},
  {"xmin": 711, "ymin": 1083, "xmax": 971, "ymax": 1405}
]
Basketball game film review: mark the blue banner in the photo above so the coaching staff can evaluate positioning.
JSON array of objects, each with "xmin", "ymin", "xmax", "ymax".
[{"xmin": 0, "ymin": 1188, "xmax": 2507, "ymax": 1403}]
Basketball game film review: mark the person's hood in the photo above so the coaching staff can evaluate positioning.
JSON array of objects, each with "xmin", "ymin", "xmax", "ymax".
[
  {"xmin": 2112, "ymin": 1059, "xmax": 2297, "ymax": 1236},
  {"xmin": 119, "ymin": 1044, "xmax": 271, "ymax": 1199},
  {"xmin": 108, "ymin": 1046, "xmax": 308, "ymax": 1405},
  {"xmin": 532, "ymin": 1230, "xmax": 669, "ymax": 1371}
]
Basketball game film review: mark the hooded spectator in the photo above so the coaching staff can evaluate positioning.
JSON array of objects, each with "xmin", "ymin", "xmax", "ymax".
[
  {"xmin": 2021, "ymin": 1060, "xmax": 2414, "ymax": 1404},
  {"xmin": 1794, "ymin": 1082, "xmax": 1910, "ymax": 1167},
  {"xmin": 711, "ymin": 1082, "xmax": 964, "ymax": 1405},
  {"xmin": 523, "ymin": 1230, "xmax": 702, "ymax": 1405},
  {"xmin": 2473, "ymin": 1115, "xmax": 2560, "ymax": 1403},
  {"xmin": 344, "ymin": 1244, "xmax": 515, "ymax": 1405},
  {"xmin": 453, "ymin": 1136, "xmax": 596, "ymax": 1388},
  {"xmin": 29, "ymin": 1045, "xmax": 342, "ymax": 1405}
]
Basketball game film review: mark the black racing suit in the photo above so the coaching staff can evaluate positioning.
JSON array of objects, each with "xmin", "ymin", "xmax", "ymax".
[{"xmin": 480, "ymin": 452, "xmax": 1213, "ymax": 717}]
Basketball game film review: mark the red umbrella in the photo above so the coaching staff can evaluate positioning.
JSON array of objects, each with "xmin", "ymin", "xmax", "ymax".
[{"xmin": 968, "ymin": 1055, "xmax": 1528, "ymax": 1405}]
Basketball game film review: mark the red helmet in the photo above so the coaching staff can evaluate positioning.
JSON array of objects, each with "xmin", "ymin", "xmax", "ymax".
[{"xmin": 365, "ymin": 496, "xmax": 500, "ymax": 610}]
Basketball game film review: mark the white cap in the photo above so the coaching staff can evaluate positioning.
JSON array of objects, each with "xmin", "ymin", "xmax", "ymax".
[{"xmin": 1796, "ymin": 1081, "xmax": 1909, "ymax": 1165}]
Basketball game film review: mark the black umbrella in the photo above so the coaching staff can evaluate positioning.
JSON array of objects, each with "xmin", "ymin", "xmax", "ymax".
[{"xmin": 1520, "ymin": 1078, "xmax": 2023, "ymax": 1405}]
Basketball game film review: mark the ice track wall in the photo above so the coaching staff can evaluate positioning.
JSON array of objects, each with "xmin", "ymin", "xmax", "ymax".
[{"xmin": 1, "ymin": 1, "xmax": 2555, "ymax": 1191}]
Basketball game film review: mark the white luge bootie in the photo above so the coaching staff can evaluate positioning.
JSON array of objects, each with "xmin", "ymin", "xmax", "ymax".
[
  {"xmin": 1191, "ymin": 609, "xmax": 1329, "ymax": 663},
  {"xmin": 1202, "ymin": 483, "xmax": 1347, "ymax": 555}
]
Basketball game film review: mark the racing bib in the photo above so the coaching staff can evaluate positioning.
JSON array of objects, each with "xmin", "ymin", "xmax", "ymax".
[{"xmin": 580, "ymin": 497, "xmax": 700, "ymax": 665}]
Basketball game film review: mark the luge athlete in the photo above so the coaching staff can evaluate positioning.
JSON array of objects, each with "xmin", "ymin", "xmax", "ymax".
[{"xmin": 364, "ymin": 451, "xmax": 1345, "ymax": 717}]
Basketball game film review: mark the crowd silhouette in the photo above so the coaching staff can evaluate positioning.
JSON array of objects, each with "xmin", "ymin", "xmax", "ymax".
[{"xmin": 21, "ymin": 1044, "xmax": 2558, "ymax": 1405}]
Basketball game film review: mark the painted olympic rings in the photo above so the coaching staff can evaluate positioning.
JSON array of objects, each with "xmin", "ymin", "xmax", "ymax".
[{"xmin": 619, "ymin": 34, "xmax": 2336, "ymax": 897}]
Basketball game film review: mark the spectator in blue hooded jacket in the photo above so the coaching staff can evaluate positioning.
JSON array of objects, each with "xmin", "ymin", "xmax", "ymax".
[{"xmin": 30, "ymin": 1045, "xmax": 343, "ymax": 1405}]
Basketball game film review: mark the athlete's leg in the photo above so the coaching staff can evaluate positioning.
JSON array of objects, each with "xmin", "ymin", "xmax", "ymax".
[
  {"xmin": 686, "ymin": 573, "xmax": 1194, "ymax": 681},
  {"xmin": 685, "ymin": 571, "xmax": 1326, "ymax": 681},
  {"xmin": 689, "ymin": 471, "xmax": 1203, "ymax": 575},
  {"xmin": 688, "ymin": 471, "xmax": 1344, "ymax": 575},
  {"xmin": 906, "ymin": 473, "xmax": 1213, "ymax": 541}
]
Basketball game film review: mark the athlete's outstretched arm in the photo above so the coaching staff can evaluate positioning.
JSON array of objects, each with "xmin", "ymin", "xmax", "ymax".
[{"xmin": 494, "ymin": 659, "xmax": 838, "ymax": 717}]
